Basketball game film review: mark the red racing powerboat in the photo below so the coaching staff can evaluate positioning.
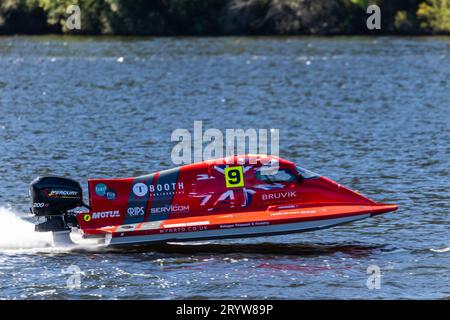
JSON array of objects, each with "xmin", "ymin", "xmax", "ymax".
[{"xmin": 29, "ymin": 155, "xmax": 397, "ymax": 247}]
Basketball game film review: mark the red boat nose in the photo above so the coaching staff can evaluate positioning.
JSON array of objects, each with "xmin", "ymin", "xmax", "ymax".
[
  {"xmin": 370, "ymin": 204, "xmax": 398, "ymax": 216},
  {"xmin": 306, "ymin": 176, "xmax": 378, "ymax": 205}
]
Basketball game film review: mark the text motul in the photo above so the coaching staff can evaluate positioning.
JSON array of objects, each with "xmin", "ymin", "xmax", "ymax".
[{"xmin": 92, "ymin": 210, "xmax": 120, "ymax": 219}]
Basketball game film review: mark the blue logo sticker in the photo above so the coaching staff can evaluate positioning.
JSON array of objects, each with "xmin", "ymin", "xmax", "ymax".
[
  {"xmin": 105, "ymin": 189, "xmax": 116, "ymax": 200},
  {"xmin": 95, "ymin": 183, "xmax": 107, "ymax": 196}
]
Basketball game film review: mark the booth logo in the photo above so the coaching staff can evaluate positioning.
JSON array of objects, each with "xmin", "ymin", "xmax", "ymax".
[
  {"xmin": 150, "ymin": 182, "xmax": 184, "ymax": 193},
  {"xmin": 132, "ymin": 182, "xmax": 184, "ymax": 196}
]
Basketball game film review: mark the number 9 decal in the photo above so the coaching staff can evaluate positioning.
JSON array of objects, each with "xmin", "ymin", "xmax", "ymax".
[{"xmin": 224, "ymin": 166, "xmax": 244, "ymax": 188}]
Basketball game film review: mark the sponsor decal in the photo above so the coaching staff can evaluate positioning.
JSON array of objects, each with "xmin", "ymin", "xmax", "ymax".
[
  {"xmin": 94, "ymin": 183, "xmax": 117, "ymax": 201},
  {"xmin": 224, "ymin": 166, "xmax": 244, "ymax": 188},
  {"xmin": 95, "ymin": 183, "xmax": 107, "ymax": 196},
  {"xmin": 33, "ymin": 202, "xmax": 48, "ymax": 208},
  {"xmin": 149, "ymin": 182, "xmax": 184, "ymax": 193},
  {"xmin": 132, "ymin": 183, "xmax": 148, "ymax": 197},
  {"xmin": 83, "ymin": 214, "xmax": 91, "ymax": 222},
  {"xmin": 270, "ymin": 210, "xmax": 316, "ymax": 216},
  {"xmin": 262, "ymin": 191, "xmax": 297, "ymax": 201},
  {"xmin": 91, "ymin": 210, "xmax": 120, "ymax": 219},
  {"xmin": 219, "ymin": 221, "xmax": 270, "ymax": 229},
  {"xmin": 105, "ymin": 189, "xmax": 116, "ymax": 200},
  {"xmin": 132, "ymin": 182, "xmax": 184, "ymax": 196},
  {"xmin": 150, "ymin": 205, "xmax": 189, "ymax": 214},
  {"xmin": 127, "ymin": 206, "xmax": 145, "ymax": 217},
  {"xmin": 46, "ymin": 189, "xmax": 79, "ymax": 198},
  {"xmin": 159, "ymin": 225, "xmax": 208, "ymax": 233}
]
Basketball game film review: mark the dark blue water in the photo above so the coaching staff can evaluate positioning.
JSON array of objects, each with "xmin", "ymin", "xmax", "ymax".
[{"xmin": 0, "ymin": 36, "xmax": 449, "ymax": 299}]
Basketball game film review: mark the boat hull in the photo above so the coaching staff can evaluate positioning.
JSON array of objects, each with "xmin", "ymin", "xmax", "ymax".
[
  {"xmin": 106, "ymin": 213, "xmax": 371, "ymax": 246},
  {"xmin": 80, "ymin": 204, "xmax": 397, "ymax": 246}
]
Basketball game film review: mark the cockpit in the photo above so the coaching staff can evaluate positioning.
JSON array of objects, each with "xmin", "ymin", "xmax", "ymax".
[{"xmin": 254, "ymin": 164, "xmax": 320, "ymax": 183}]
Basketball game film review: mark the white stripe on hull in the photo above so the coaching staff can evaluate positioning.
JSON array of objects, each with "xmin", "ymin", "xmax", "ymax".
[{"xmin": 107, "ymin": 213, "xmax": 371, "ymax": 246}]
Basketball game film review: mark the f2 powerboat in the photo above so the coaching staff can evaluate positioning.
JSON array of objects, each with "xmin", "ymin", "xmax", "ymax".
[{"xmin": 29, "ymin": 155, "xmax": 397, "ymax": 247}]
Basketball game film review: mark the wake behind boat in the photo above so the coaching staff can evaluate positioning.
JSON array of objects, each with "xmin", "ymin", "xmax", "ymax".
[{"xmin": 29, "ymin": 155, "xmax": 397, "ymax": 247}]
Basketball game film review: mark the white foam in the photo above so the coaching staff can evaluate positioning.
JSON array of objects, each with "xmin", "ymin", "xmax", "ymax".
[
  {"xmin": 430, "ymin": 247, "xmax": 450, "ymax": 253},
  {"xmin": 0, "ymin": 205, "xmax": 53, "ymax": 250}
]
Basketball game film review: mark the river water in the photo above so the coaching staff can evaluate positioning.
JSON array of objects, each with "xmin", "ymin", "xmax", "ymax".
[{"xmin": 0, "ymin": 36, "xmax": 449, "ymax": 299}]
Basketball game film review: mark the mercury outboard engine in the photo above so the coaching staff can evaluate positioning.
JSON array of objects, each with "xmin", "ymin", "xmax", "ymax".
[{"xmin": 30, "ymin": 176, "xmax": 86, "ymax": 244}]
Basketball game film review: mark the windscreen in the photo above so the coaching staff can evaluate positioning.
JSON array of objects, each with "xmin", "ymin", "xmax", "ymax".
[{"xmin": 295, "ymin": 166, "xmax": 320, "ymax": 179}]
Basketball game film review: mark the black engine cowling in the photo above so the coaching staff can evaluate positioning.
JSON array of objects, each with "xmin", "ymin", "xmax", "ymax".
[{"xmin": 30, "ymin": 176, "xmax": 83, "ymax": 216}]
